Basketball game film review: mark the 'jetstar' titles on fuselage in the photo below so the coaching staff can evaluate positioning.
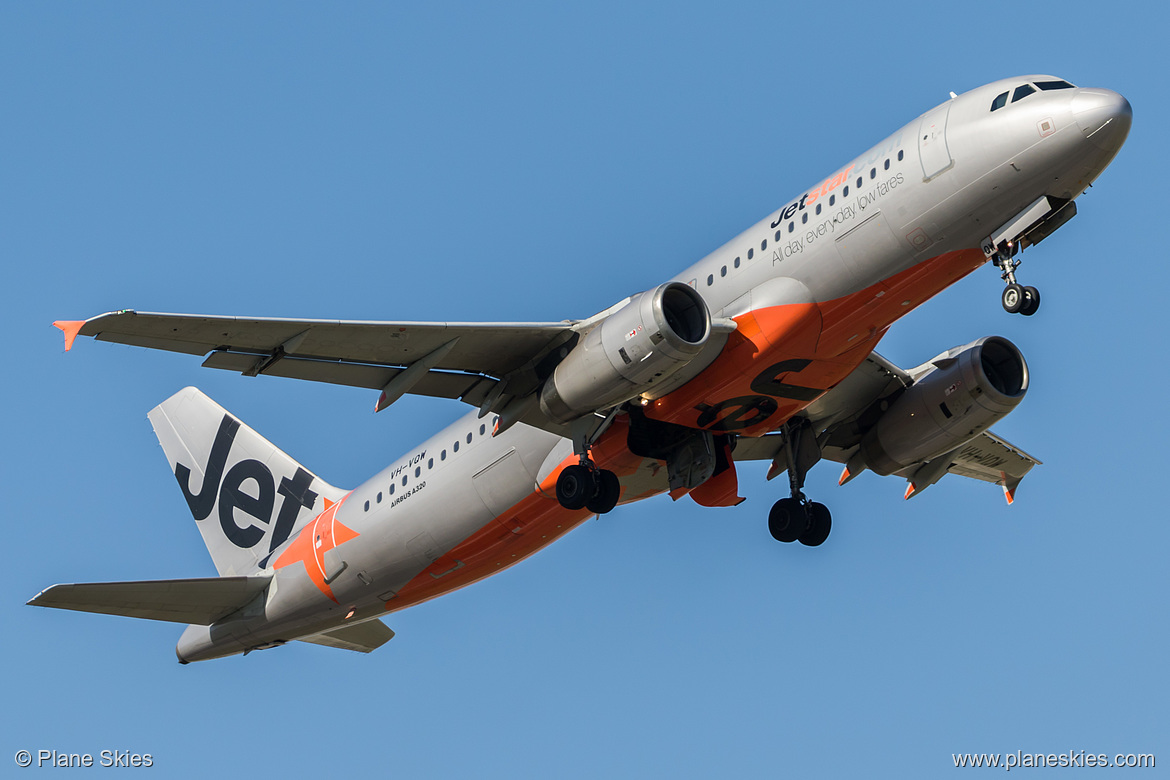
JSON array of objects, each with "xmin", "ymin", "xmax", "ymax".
[{"xmin": 770, "ymin": 164, "xmax": 856, "ymax": 229}]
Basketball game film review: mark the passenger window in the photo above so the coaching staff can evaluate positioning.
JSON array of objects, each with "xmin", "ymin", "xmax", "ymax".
[
  {"xmin": 706, "ymin": 274, "xmax": 713, "ymax": 286},
  {"xmin": 453, "ymin": 441, "xmax": 459, "ymax": 453},
  {"xmin": 748, "ymin": 248, "xmax": 754, "ymax": 260},
  {"xmin": 390, "ymin": 484, "xmax": 395, "ymax": 495},
  {"xmin": 377, "ymin": 492, "xmax": 382, "ymax": 503},
  {"xmin": 760, "ymin": 239, "xmax": 767, "ymax": 250},
  {"xmin": 897, "ymin": 150, "xmax": 904, "ymax": 161},
  {"xmin": 788, "ymin": 221, "xmax": 794, "ymax": 232},
  {"xmin": 816, "ymin": 204, "xmax": 822, "ymax": 215},
  {"xmin": 466, "ymin": 433, "xmax": 472, "ymax": 444},
  {"xmin": 720, "ymin": 266, "xmax": 726, "ymax": 277},
  {"xmin": 734, "ymin": 257, "xmax": 740, "ymax": 268},
  {"xmin": 401, "ymin": 475, "xmax": 408, "ymax": 486},
  {"xmin": 428, "ymin": 458, "xmax": 433, "ymax": 469},
  {"xmin": 884, "ymin": 159, "xmax": 890, "ymax": 170},
  {"xmin": 415, "ymin": 466, "xmax": 421, "ymax": 477},
  {"xmin": 843, "ymin": 186, "xmax": 849, "ymax": 197},
  {"xmin": 479, "ymin": 424, "xmax": 486, "ymax": 435},
  {"xmin": 870, "ymin": 168, "xmax": 876, "ymax": 179},
  {"xmin": 801, "ymin": 212, "xmax": 808, "ymax": 224},
  {"xmin": 1035, "ymin": 80, "xmax": 1075, "ymax": 91},
  {"xmin": 774, "ymin": 230, "xmax": 782, "ymax": 242},
  {"xmin": 856, "ymin": 177, "xmax": 862, "ymax": 188},
  {"xmin": 829, "ymin": 195, "xmax": 835, "ymax": 206},
  {"xmin": 364, "ymin": 500, "xmax": 370, "ymax": 512},
  {"xmin": 441, "ymin": 449, "xmax": 446, "ymax": 461},
  {"xmin": 1012, "ymin": 84, "xmax": 1035, "ymax": 103}
]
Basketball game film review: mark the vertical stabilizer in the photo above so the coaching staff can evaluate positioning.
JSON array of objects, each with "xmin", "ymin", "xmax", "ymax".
[{"xmin": 148, "ymin": 387, "xmax": 346, "ymax": 576}]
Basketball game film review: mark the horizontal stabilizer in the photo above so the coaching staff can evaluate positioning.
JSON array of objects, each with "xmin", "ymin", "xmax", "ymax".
[
  {"xmin": 28, "ymin": 575, "xmax": 270, "ymax": 625},
  {"xmin": 297, "ymin": 619, "xmax": 395, "ymax": 653}
]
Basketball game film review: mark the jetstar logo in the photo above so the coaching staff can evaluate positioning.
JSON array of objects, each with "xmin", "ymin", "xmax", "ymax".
[
  {"xmin": 770, "ymin": 165, "xmax": 856, "ymax": 230},
  {"xmin": 175, "ymin": 415, "xmax": 319, "ymax": 555}
]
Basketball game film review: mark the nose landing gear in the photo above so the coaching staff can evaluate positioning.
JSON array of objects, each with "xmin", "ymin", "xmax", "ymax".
[{"xmin": 992, "ymin": 241, "xmax": 1040, "ymax": 316}]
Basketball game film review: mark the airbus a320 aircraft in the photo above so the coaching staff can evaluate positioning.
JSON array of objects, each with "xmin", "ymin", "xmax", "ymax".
[{"xmin": 32, "ymin": 76, "xmax": 1130, "ymax": 662}]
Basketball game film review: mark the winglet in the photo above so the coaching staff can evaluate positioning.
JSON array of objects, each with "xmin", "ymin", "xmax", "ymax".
[
  {"xmin": 1000, "ymin": 471, "xmax": 1021, "ymax": 505},
  {"xmin": 53, "ymin": 320, "xmax": 85, "ymax": 351}
]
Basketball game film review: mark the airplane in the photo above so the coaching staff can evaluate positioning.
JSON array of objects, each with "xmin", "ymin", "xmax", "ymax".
[{"xmin": 31, "ymin": 75, "xmax": 1131, "ymax": 662}]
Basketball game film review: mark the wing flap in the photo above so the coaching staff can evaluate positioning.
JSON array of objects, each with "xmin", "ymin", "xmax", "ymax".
[
  {"xmin": 297, "ymin": 619, "xmax": 395, "ymax": 653},
  {"xmin": 939, "ymin": 431, "xmax": 1041, "ymax": 500},
  {"xmin": 28, "ymin": 576, "xmax": 270, "ymax": 625},
  {"xmin": 201, "ymin": 350, "xmax": 493, "ymax": 401}
]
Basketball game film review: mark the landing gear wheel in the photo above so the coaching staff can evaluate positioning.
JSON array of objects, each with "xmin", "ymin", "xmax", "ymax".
[
  {"xmin": 1001, "ymin": 283, "xmax": 1025, "ymax": 314},
  {"xmin": 768, "ymin": 498, "xmax": 808, "ymax": 543},
  {"xmin": 1019, "ymin": 285, "xmax": 1041, "ymax": 316},
  {"xmin": 798, "ymin": 502, "xmax": 832, "ymax": 547},
  {"xmin": 585, "ymin": 469, "xmax": 621, "ymax": 514},
  {"xmin": 556, "ymin": 464, "xmax": 594, "ymax": 510}
]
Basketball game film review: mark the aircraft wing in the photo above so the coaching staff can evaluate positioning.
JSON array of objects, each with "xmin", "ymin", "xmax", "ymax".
[
  {"xmin": 733, "ymin": 351, "xmax": 1041, "ymax": 502},
  {"xmin": 55, "ymin": 310, "xmax": 577, "ymax": 413}
]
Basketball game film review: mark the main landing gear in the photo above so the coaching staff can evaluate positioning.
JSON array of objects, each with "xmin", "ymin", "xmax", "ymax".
[
  {"xmin": 992, "ymin": 241, "xmax": 1040, "ymax": 316},
  {"xmin": 555, "ymin": 412, "xmax": 621, "ymax": 515},
  {"xmin": 768, "ymin": 419, "xmax": 831, "ymax": 547},
  {"xmin": 556, "ymin": 462, "xmax": 620, "ymax": 514}
]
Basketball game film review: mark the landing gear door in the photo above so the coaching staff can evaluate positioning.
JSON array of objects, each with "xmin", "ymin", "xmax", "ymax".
[{"xmin": 918, "ymin": 102, "xmax": 953, "ymax": 181}]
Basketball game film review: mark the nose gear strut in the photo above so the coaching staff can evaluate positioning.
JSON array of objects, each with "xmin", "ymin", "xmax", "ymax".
[{"xmin": 991, "ymin": 240, "xmax": 1040, "ymax": 316}]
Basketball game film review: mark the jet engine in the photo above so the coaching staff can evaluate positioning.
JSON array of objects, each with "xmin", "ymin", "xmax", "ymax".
[
  {"xmin": 859, "ymin": 336, "xmax": 1028, "ymax": 475},
  {"xmin": 539, "ymin": 282, "xmax": 711, "ymax": 423}
]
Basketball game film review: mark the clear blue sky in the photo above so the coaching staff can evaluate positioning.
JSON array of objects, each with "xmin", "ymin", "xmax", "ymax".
[{"xmin": 3, "ymin": 3, "xmax": 1165, "ymax": 777}]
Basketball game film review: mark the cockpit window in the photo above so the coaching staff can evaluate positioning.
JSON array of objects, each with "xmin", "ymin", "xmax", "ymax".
[
  {"xmin": 1035, "ymin": 79, "xmax": 1075, "ymax": 91},
  {"xmin": 1012, "ymin": 84, "xmax": 1036, "ymax": 103},
  {"xmin": 990, "ymin": 91, "xmax": 1009, "ymax": 112}
]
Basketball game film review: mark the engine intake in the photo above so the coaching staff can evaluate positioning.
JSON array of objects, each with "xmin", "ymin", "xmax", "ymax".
[
  {"xmin": 860, "ymin": 336, "xmax": 1028, "ymax": 476},
  {"xmin": 540, "ymin": 282, "xmax": 711, "ymax": 423}
]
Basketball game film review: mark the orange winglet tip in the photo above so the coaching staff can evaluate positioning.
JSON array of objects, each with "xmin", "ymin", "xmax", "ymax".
[
  {"xmin": 53, "ymin": 320, "xmax": 85, "ymax": 351},
  {"xmin": 1003, "ymin": 485, "xmax": 1015, "ymax": 505}
]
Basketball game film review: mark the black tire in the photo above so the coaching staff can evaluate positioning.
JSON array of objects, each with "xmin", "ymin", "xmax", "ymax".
[
  {"xmin": 1001, "ymin": 283, "xmax": 1024, "ymax": 314},
  {"xmin": 799, "ymin": 502, "xmax": 832, "ymax": 547},
  {"xmin": 768, "ymin": 498, "xmax": 807, "ymax": 543},
  {"xmin": 585, "ymin": 469, "xmax": 621, "ymax": 514},
  {"xmin": 1019, "ymin": 286, "xmax": 1041, "ymax": 316},
  {"xmin": 556, "ymin": 464, "xmax": 594, "ymax": 510}
]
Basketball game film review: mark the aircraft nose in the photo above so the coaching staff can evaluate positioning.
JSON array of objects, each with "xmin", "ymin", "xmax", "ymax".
[{"xmin": 1072, "ymin": 88, "xmax": 1132, "ymax": 152}]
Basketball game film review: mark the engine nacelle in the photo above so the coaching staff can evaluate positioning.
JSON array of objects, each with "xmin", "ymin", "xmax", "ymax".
[
  {"xmin": 539, "ymin": 282, "xmax": 711, "ymax": 423},
  {"xmin": 859, "ymin": 336, "xmax": 1028, "ymax": 476}
]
